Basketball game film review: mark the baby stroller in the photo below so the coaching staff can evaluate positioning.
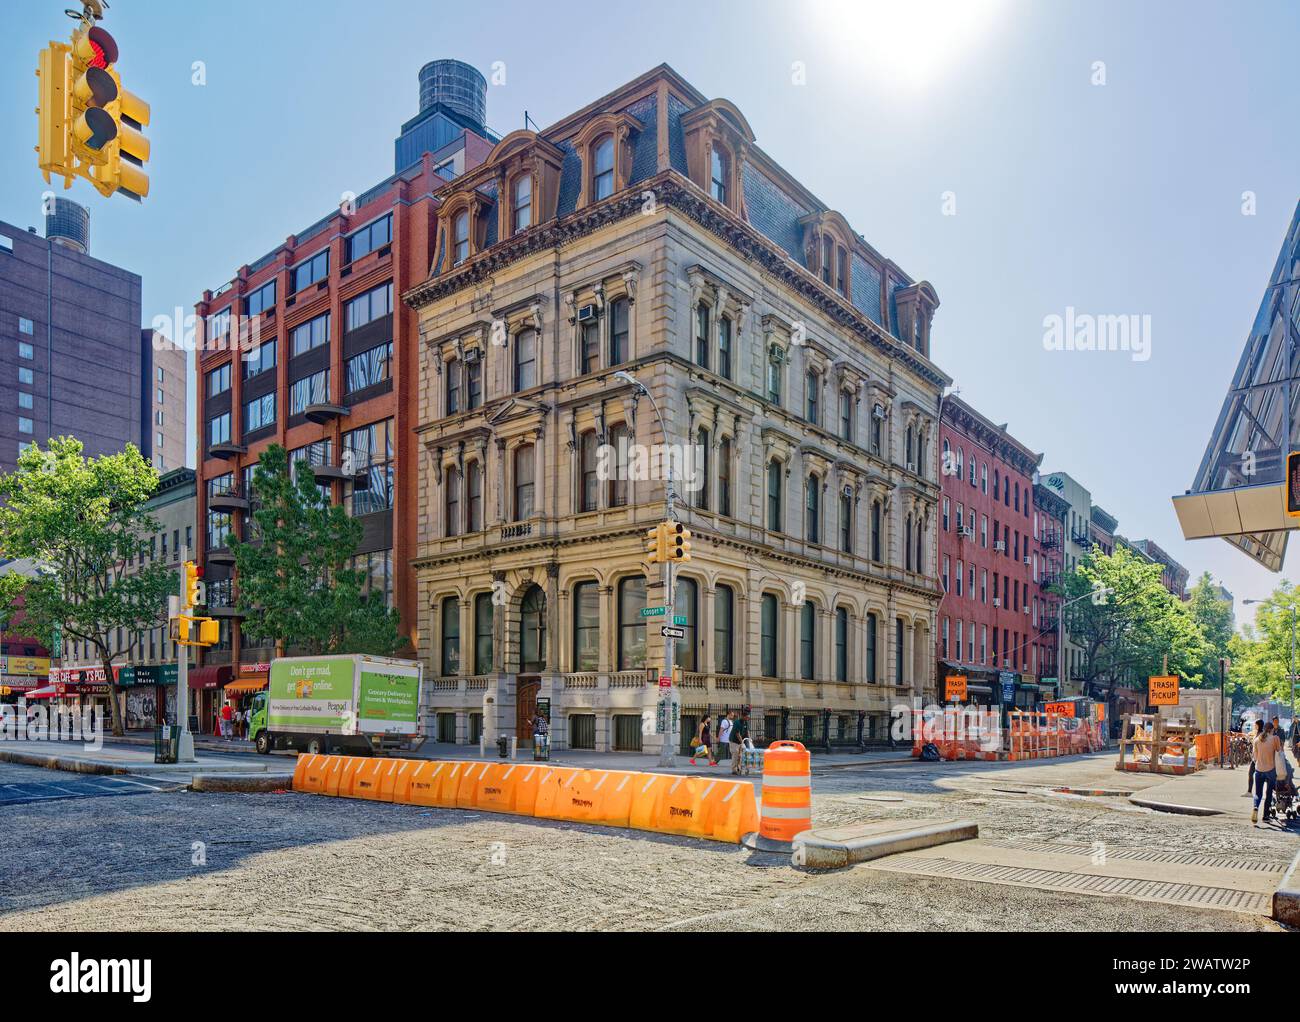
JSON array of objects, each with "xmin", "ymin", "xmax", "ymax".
[{"xmin": 1268, "ymin": 754, "xmax": 1299, "ymax": 825}]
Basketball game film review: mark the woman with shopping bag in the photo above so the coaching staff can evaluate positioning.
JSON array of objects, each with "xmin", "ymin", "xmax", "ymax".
[{"xmin": 691, "ymin": 715, "xmax": 717, "ymax": 767}]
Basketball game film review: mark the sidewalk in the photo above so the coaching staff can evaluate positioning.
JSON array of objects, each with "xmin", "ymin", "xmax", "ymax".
[
  {"xmin": 1127, "ymin": 762, "xmax": 1276, "ymax": 819},
  {"xmin": 0, "ymin": 739, "xmax": 287, "ymax": 784}
]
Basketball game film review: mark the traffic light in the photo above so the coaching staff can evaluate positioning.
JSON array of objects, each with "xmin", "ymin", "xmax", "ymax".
[
  {"xmin": 183, "ymin": 561, "xmax": 205, "ymax": 609},
  {"xmin": 1288, "ymin": 450, "xmax": 1300, "ymax": 519},
  {"xmin": 35, "ymin": 43, "xmax": 71, "ymax": 186},
  {"xmin": 197, "ymin": 618, "xmax": 219, "ymax": 646},
  {"xmin": 669, "ymin": 522, "xmax": 692, "ymax": 561},
  {"xmin": 644, "ymin": 523, "xmax": 667, "ymax": 563},
  {"xmin": 34, "ymin": 15, "xmax": 150, "ymax": 201}
]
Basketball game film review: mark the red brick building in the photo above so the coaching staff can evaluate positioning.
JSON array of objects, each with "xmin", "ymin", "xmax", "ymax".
[
  {"xmin": 937, "ymin": 396, "xmax": 1052, "ymax": 709},
  {"xmin": 190, "ymin": 63, "xmax": 494, "ymax": 714}
]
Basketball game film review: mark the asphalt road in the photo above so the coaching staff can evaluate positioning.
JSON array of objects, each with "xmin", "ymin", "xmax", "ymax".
[
  {"xmin": 0, "ymin": 761, "xmax": 184, "ymax": 806},
  {"xmin": 0, "ymin": 752, "xmax": 1290, "ymax": 931}
]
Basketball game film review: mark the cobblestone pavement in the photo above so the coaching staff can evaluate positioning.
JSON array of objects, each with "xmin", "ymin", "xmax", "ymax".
[{"xmin": 0, "ymin": 755, "xmax": 1289, "ymax": 931}]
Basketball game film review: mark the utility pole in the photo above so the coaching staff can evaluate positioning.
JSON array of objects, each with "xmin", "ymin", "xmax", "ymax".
[{"xmin": 176, "ymin": 547, "xmax": 195, "ymax": 762}]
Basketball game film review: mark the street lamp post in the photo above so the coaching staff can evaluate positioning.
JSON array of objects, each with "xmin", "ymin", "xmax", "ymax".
[{"xmin": 614, "ymin": 370, "xmax": 678, "ymax": 768}]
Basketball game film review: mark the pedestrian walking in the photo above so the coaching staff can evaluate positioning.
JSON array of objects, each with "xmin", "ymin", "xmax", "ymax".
[
  {"xmin": 717, "ymin": 712, "xmax": 733, "ymax": 763},
  {"xmin": 729, "ymin": 712, "xmax": 748, "ymax": 775},
  {"xmin": 220, "ymin": 701, "xmax": 233, "ymax": 740},
  {"xmin": 1252, "ymin": 720, "xmax": 1282, "ymax": 825},
  {"xmin": 691, "ymin": 714, "xmax": 716, "ymax": 766}
]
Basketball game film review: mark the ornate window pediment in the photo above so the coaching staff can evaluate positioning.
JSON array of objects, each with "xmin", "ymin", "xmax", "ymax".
[
  {"xmin": 681, "ymin": 99, "xmax": 755, "ymax": 218},
  {"xmin": 893, "ymin": 280, "xmax": 940, "ymax": 358},
  {"xmin": 800, "ymin": 210, "xmax": 855, "ymax": 300},
  {"xmin": 570, "ymin": 111, "xmax": 644, "ymax": 210}
]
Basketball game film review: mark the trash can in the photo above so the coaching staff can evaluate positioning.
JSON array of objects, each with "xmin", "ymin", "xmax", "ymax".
[
  {"xmin": 533, "ymin": 734, "xmax": 550, "ymax": 761},
  {"xmin": 154, "ymin": 724, "xmax": 180, "ymax": 764},
  {"xmin": 497, "ymin": 735, "xmax": 509, "ymax": 758}
]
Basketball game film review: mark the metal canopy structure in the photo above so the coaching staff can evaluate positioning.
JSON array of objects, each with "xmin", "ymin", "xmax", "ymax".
[{"xmin": 1173, "ymin": 202, "xmax": 1300, "ymax": 571}]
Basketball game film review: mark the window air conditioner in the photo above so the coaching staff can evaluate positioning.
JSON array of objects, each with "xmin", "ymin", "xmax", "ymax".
[
  {"xmin": 872, "ymin": 403, "xmax": 886, "ymax": 420},
  {"xmin": 907, "ymin": 462, "xmax": 916, "ymax": 473},
  {"xmin": 993, "ymin": 598, "xmax": 1001, "ymax": 608},
  {"xmin": 994, "ymin": 541, "xmax": 1006, "ymax": 552},
  {"xmin": 464, "ymin": 348, "xmax": 482, "ymax": 364},
  {"xmin": 578, "ymin": 304, "xmax": 598, "ymax": 323}
]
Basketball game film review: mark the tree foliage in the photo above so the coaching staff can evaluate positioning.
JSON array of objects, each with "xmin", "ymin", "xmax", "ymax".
[
  {"xmin": 1054, "ymin": 546, "xmax": 1210, "ymax": 701},
  {"xmin": 1228, "ymin": 579, "xmax": 1298, "ymax": 705},
  {"xmin": 0, "ymin": 438, "xmax": 174, "ymax": 736},
  {"xmin": 1183, "ymin": 571, "xmax": 1235, "ymax": 688},
  {"xmin": 231, "ymin": 444, "xmax": 404, "ymax": 657}
]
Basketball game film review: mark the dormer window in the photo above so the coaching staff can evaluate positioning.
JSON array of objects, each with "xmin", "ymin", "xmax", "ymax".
[
  {"xmin": 710, "ymin": 146, "xmax": 730, "ymax": 204},
  {"xmin": 592, "ymin": 136, "xmax": 615, "ymax": 201},
  {"xmin": 821, "ymin": 238, "xmax": 833, "ymax": 286},
  {"xmin": 453, "ymin": 210, "xmax": 470, "ymax": 266},
  {"xmin": 511, "ymin": 175, "xmax": 532, "ymax": 234}
]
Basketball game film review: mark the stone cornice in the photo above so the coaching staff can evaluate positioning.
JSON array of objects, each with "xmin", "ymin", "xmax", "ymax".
[{"xmin": 402, "ymin": 172, "xmax": 950, "ymax": 389}]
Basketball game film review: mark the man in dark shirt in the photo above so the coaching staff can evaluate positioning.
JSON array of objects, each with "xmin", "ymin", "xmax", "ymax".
[{"xmin": 730, "ymin": 713, "xmax": 749, "ymax": 775}]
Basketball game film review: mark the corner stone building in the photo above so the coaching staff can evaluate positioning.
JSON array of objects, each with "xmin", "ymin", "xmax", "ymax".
[{"xmin": 406, "ymin": 66, "xmax": 948, "ymax": 753}]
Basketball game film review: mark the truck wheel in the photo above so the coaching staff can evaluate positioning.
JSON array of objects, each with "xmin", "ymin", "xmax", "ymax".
[
  {"xmin": 306, "ymin": 737, "xmax": 328, "ymax": 756},
  {"xmin": 255, "ymin": 732, "xmax": 271, "ymax": 755}
]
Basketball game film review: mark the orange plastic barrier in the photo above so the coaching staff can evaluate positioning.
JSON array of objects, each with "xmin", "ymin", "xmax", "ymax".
[
  {"xmin": 291, "ymin": 755, "xmax": 760, "ymax": 843},
  {"xmin": 349, "ymin": 758, "xmax": 391, "ymax": 801},
  {"xmin": 758, "ymin": 740, "xmax": 812, "ymax": 842}
]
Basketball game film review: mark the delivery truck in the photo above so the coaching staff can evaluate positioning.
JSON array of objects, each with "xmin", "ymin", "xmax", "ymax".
[{"xmin": 247, "ymin": 654, "xmax": 425, "ymax": 756}]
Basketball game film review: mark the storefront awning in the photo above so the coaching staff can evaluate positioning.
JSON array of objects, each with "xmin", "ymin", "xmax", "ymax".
[
  {"xmin": 188, "ymin": 665, "xmax": 232, "ymax": 690},
  {"xmin": 224, "ymin": 677, "xmax": 267, "ymax": 694},
  {"xmin": 24, "ymin": 686, "xmax": 57, "ymax": 700}
]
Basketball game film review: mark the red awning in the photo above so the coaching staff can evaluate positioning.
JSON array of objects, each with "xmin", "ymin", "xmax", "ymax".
[
  {"xmin": 188, "ymin": 665, "xmax": 232, "ymax": 690},
  {"xmin": 24, "ymin": 686, "xmax": 57, "ymax": 700}
]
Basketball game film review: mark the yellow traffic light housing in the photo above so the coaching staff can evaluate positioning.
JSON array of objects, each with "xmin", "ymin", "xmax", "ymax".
[
  {"xmin": 644, "ymin": 524, "xmax": 666, "ymax": 563},
  {"xmin": 173, "ymin": 614, "xmax": 219, "ymax": 648},
  {"xmin": 34, "ymin": 15, "xmax": 149, "ymax": 201},
  {"xmin": 197, "ymin": 618, "xmax": 219, "ymax": 646},
  {"xmin": 183, "ymin": 561, "xmax": 203, "ymax": 609},
  {"xmin": 669, "ymin": 522, "xmax": 692, "ymax": 561}
]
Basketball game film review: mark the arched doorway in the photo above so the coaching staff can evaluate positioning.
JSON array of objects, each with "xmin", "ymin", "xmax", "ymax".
[{"xmin": 516, "ymin": 584, "xmax": 546, "ymax": 744}]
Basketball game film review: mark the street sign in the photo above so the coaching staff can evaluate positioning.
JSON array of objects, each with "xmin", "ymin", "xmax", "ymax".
[
  {"xmin": 672, "ymin": 615, "xmax": 687, "ymax": 626},
  {"xmin": 658, "ymin": 676, "xmax": 672, "ymax": 688},
  {"xmin": 641, "ymin": 606, "xmax": 668, "ymax": 618},
  {"xmin": 1044, "ymin": 700, "xmax": 1076, "ymax": 718},
  {"xmin": 944, "ymin": 674, "xmax": 967, "ymax": 702},
  {"xmin": 660, "ymin": 626, "xmax": 684, "ymax": 639},
  {"xmin": 1148, "ymin": 675, "xmax": 1180, "ymax": 706}
]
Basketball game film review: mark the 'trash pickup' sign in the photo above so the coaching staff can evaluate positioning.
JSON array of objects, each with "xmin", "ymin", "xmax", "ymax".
[{"xmin": 1148, "ymin": 675, "xmax": 1181, "ymax": 706}]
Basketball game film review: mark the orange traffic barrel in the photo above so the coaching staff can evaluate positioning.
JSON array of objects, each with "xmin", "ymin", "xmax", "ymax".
[{"xmin": 753, "ymin": 740, "xmax": 812, "ymax": 846}]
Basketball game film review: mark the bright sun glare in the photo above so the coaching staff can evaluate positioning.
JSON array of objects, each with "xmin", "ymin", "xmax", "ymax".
[{"xmin": 813, "ymin": 0, "xmax": 1009, "ymax": 90}]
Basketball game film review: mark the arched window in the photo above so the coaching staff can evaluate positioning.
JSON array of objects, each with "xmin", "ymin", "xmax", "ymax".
[
  {"xmin": 473, "ymin": 591, "xmax": 493, "ymax": 674},
  {"xmin": 718, "ymin": 437, "xmax": 732, "ymax": 517},
  {"xmin": 760, "ymin": 593, "xmax": 779, "ymax": 677},
  {"xmin": 710, "ymin": 145, "xmax": 729, "ymax": 204},
  {"xmin": 767, "ymin": 460, "xmax": 783, "ymax": 532},
  {"xmin": 806, "ymin": 475, "xmax": 821, "ymax": 544},
  {"xmin": 714, "ymin": 584, "xmax": 734, "ymax": 674},
  {"xmin": 607, "ymin": 422, "xmax": 630, "ymax": 507},
  {"xmin": 895, "ymin": 617, "xmax": 906, "ymax": 685},
  {"xmin": 452, "ymin": 210, "xmax": 469, "ymax": 266},
  {"xmin": 511, "ymin": 175, "xmax": 532, "ymax": 234},
  {"xmin": 513, "ymin": 445, "xmax": 534, "ymax": 520},
  {"xmin": 865, "ymin": 613, "xmax": 878, "ymax": 683},
  {"xmin": 580, "ymin": 317, "xmax": 599, "ymax": 374},
  {"xmin": 835, "ymin": 607, "xmax": 849, "ymax": 682},
  {"xmin": 466, "ymin": 461, "xmax": 482, "ymax": 532},
  {"xmin": 905, "ymin": 425, "xmax": 915, "ymax": 469},
  {"xmin": 871, "ymin": 500, "xmax": 882, "ymax": 562},
  {"xmin": 800, "ymin": 602, "xmax": 816, "ymax": 680},
  {"xmin": 674, "ymin": 577, "xmax": 698, "ymax": 671},
  {"xmin": 695, "ymin": 303, "xmax": 710, "ymax": 369},
  {"xmin": 718, "ymin": 316, "xmax": 732, "ymax": 379},
  {"xmin": 444, "ymin": 465, "xmax": 461, "ymax": 537},
  {"xmin": 617, "ymin": 575, "xmax": 647, "ymax": 669},
  {"xmin": 572, "ymin": 581, "xmax": 599, "ymax": 671},
  {"xmin": 806, "ymin": 370, "xmax": 820, "ymax": 424},
  {"xmin": 839, "ymin": 490, "xmax": 852, "ymax": 553},
  {"xmin": 579, "ymin": 430, "xmax": 598, "ymax": 512},
  {"xmin": 440, "ymin": 597, "xmax": 459, "ymax": 676},
  {"xmin": 592, "ymin": 136, "xmax": 615, "ymax": 200},
  {"xmin": 693, "ymin": 427, "xmax": 710, "ymax": 510},
  {"xmin": 915, "ymin": 515, "xmax": 924, "ymax": 573},
  {"xmin": 514, "ymin": 327, "xmax": 537, "ymax": 391},
  {"xmin": 904, "ymin": 514, "xmax": 913, "ymax": 571},
  {"xmin": 519, "ymin": 584, "xmax": 546, "ymax": 672},
  {"xmin": 609, "ymin": 297, "xmax": 629, "ymax": 366}
]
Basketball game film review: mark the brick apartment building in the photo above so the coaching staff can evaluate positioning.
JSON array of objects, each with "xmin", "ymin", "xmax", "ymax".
[
  {"xmin": 191, "ymin": 61, "xmax": 494, "ymax": 696},
  {"xmin": 937, "ymin": 396, "xmax": 1056, "ymax": 710}
]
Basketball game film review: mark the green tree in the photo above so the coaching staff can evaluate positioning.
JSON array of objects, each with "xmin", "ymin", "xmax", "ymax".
[
  {"xmin": 231, "ymin": 444, "xmax": 404, "ymax": 657},
  {"xmin": 1228, "ymin": 579, "xmax": 1298, "ymax": 706},
  {"xmin": 1184, "ymin": 572, "xmax": 1234, "ymax": 688},
  {"xmin": 1054, "ymin": 546, "xmax": 1210, "ymax": 704},
  {"xmin": 0, "ymin": 438, "xmax": 175, "ymax": 737}
]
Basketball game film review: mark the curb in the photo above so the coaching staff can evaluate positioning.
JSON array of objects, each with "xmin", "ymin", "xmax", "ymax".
[
  {"xmin": 792, "ymin": 818, "xmax": 978, "ymax": 869},
  {"xmin": 190, "ymin": 773, "xmax": 295, "ymax": 793},
  {"xmin": 1127, "ymin": 795, "xmax": 1222, "ymax": 816},
  {"xmin": 0, "ymin": 748, "xmax": 129, "ymax": 775},
  {"xmin": 1273, "ymin": 848, "xmax": 1300, "ymax": 927},
  {"xmin": 1054, "ymin": 787, "xmax": 1135, "ymax": 797}
]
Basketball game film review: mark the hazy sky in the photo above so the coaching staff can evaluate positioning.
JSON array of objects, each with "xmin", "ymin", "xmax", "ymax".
[{"xmin": 4, "ymin": 0, "xmax": 1297, "ymax": 627}]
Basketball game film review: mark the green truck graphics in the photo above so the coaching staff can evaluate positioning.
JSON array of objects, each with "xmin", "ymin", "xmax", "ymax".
[
  {"xmin": 268, "ymin": 658, "xmax": 355, "ymax": 731},
  {"xmin": 357, "ymin": 670, "xmax": 420, "ymax": 732}
]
